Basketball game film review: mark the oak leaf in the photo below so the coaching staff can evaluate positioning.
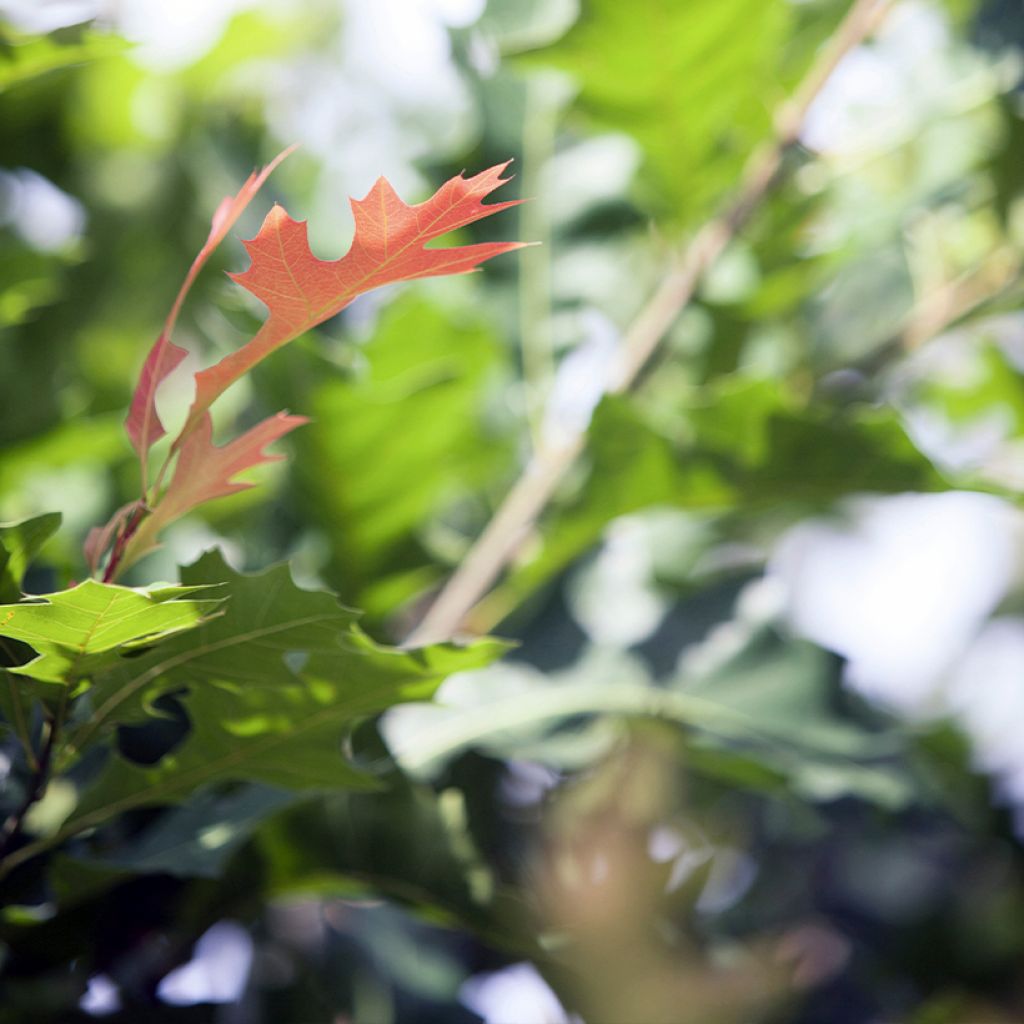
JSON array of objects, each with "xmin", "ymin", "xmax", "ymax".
[
  {"xmin": 63, "ymin": 552, "xmax": 508, "ymax": 824},
  {"xmin": 180, "ymin": 161, "xmax": 526, "ymax": 440}
]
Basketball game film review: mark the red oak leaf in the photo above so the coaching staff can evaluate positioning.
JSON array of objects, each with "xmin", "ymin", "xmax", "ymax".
[
  {"xmin": 178, "ymin": 161, "xmax": 526, "ymax": 442},
  {"xmin": 120, "ymin": 411, "xmax": 307, "ymax": 572},
  {"xmin": 125, "ymin": 145, "xmax": 297, "ymax": 489},
  {"xmin": 94, "ymin": 157, "xmax": 522, "ymax": 580}
]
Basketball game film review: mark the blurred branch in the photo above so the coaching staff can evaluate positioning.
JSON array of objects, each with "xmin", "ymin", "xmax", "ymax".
[
  {"xmin": 520, "ymin": 76, "xmax": 560, "ymax": 445},
  {"xmin": 846, "ymin": 246, "xmax": 1022, "ymax": 382},
  {"xmin": 1, "ymin": 639, "xmax": 38, "ymax": 773},
  {"xmin": 900, "ymin": 247, "xmax": 1020, "ymax": 352},
  {"xmin": 536, "ymin": 733, "xmax": 846, "ymax": 1022},
  {"xmin": 0, "ymin": 691, "xmax": 66, "ymax": 869},
  {"xmin": 406, "ymin": 0, "xmax": 895, "ymax": 647}
]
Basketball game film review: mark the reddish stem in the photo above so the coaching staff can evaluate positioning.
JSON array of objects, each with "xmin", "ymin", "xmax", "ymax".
[{"xmin": 101, "ymin": 504, "xmax": 148, "ymax": 584}]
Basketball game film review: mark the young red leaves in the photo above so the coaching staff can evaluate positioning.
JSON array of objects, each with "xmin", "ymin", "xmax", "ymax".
[
  {"xmin": 93, "ymin": 156, "xmax": 522, "ymax": 580},
  {"xmin": 181, "ymin": 161, "xmax": 526, "ymax": 440},
  {"xmin": 125, "ymin": 145, "xmax": 297, "ymax": 492},
  {"xmin": 119, "ymin": 412, "xmax": 308, "ymax": 573}
]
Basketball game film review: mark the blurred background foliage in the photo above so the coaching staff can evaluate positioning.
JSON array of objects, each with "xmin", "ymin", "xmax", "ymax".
[{"xmin": 3, "ymin": 0, "xmax": 1024, "ymax": 1021}]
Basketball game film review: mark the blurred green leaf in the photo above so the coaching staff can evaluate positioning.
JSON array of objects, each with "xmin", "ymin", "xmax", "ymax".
[
  {"xmin": 0, "ymin": 511, "xmax": 60, "ymax": 602},
  {"xmin": 0, "ymin": 242, "xmax": 76, "ymax": 328},
  {"xmin": 294, "ymin": 296, "xmax": 514, "ymax": 617},
  {"xmin": 497, "ymin": 378, "xmax": 942, "ymax": 612},
  {"xmin": 525, "ymin": 0, "xmax": 801, "ymax": 218},
  {"xmin": 700, "ymin": 377, "xmax": 946, "ymax": 501},
  {"xmin": 680, "ymin": 631, "xmax": 913, "ymax": 807},
  {"xmin": 0, "ymin": 28, "xmax": 126, "ymax": 93},
  {"xmin": 497, "ymin": 397, "xmax": 733, "ymax": 608},
  {"xmin": 0, "ymin": 414, "xmax": 126, "ymax": 501},
  {"xmin": 811, "ymin": 245, "xmax": 916, "ymax": 364},
  {"xmin": 480, "ymin": 0, "xmax": 580, "ymax": 54},
  {"xmin": 385, "ymin": 638, "xmax": 908, "ymax": 807},
  {"xmin": 917, "ymin": 342, "xmax": 1024, "ymax": 432}
]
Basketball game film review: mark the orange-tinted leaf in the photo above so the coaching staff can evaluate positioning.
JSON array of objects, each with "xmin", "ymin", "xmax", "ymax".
[
  {"xmin": 121, "ymin": 411, "xmax": 307, "ymax": 572},
  {"xmin": 125, "ymin": 145, "xmax": 296, "ymax": 486},
  {"xmin": 179, "ymin": 162, "xmax": 526, "ymax": 441}
]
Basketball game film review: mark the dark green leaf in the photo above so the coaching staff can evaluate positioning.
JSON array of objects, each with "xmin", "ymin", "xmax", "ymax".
[
  {"xmin": 88, "ymin": 784, "xmax": 298, "ymax": 878},
  {"xmin": 61, "ymin": 552, "xmax": 506, "ymax": 835}
]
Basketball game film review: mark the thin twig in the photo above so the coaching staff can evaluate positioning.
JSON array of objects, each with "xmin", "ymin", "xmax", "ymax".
[
  {"xmin": 900, "ymin": 248, "xmax": 1019, "ymax": 352},
  {"xmin": 0, "ymin": 692, "xmax": 66, "ymax": 869},
  {"xmin": 3, "ymin": 673, "xmax": 38, "ymax": 775},
  {"xmin": 406, "ymin": 0, "xmax": 895, "ymax": 646},
  {"xmin": 0, "ymin": 636, "xmax": 39, "ymax": 773},
  {"xmin": 844, "ymin": 248, "xmax": 1021, "ymax": 383}
]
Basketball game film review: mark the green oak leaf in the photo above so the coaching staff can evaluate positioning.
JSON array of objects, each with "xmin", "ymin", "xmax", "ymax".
[
  {"xmin": 64, "ymin": 552, "xmax": 365, "ymax": 754},
  {"xmin": 0, "ymin": 511, "xmax": 61, "ymax": 603},
  {"xmin": 0, "ymin": 580, "xmax": 222, "ymax": 685},
  {"xmin": 59, "ymin": 552, "xmax": 507, "ymax": 833},
  {"xmin": 0, "ymin": 512, "xmax": 62, "ymax": 746}
]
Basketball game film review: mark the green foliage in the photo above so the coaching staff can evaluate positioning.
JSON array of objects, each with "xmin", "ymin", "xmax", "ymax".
[
  {"xmin": 89, "ymin": 783, "xmax": 297, "ymax": 878},
  {"xmin": 498, "ymin": 376, "xmax": 943, "ymax": 608},
  {"xmin": 525, "ymin": 0, "xmax": 832, "ymax": 219},
  {"xmin": 0, "ymin": 552, "xmax": 504, "ymax": 882},
  {"xmin": 2, "ymin": 0, "xmax": 1024, "ymax": 1021},
  {"xmin": 0, "ymin": 243, "xmax": 75, "ymax": 330},
  {"xmin": 293, "ymin": 296, "xmax": 514, "ymax": 615},
  {"xmin": 919, "ymin": 341, "xmax": 1024, "ymax": 429},
  {"xmin": 388, "ymin": 630, "xmax": 912, "ymax": 809}
]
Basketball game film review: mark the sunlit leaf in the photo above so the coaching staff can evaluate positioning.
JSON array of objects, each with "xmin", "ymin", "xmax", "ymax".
[
  {"xmin": 125, "ymin": 146, "xmax": 295, "ymax": 475},
  {"xmin": 181, "ymin": 162, "xmax": 526, "ymax": 439},
  {"xmin": 0, "ymin": 580, "xmax": 221, "ymax": 685},
  {"xmin": 121, "ymin": 410, "xmax": 307, "ymax": 571}
]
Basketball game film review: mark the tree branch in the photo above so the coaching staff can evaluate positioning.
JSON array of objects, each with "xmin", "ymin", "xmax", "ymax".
[
  {"xmin": 0, "ymin": 692, "xmax": 66, "ymax": 868},
  {"xmin": 406, "ymin": 0, "xmax": 895, "ymax": 646}
]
